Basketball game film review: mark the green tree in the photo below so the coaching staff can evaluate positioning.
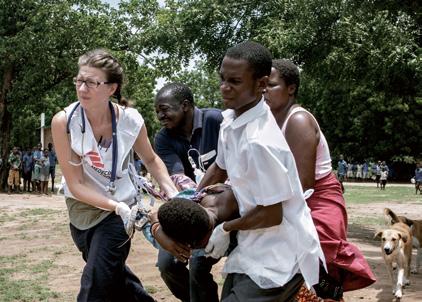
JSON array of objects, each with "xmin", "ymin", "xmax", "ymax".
[
  {"xmin": 170, "ymin": 60, "xmax": 222, "ymax": 109},
  {"xmin": 142, "ymin": 0, "xmax": 421, "ymax": 165},
  {"xmin": 0, "ymin": 0, "xmax": 132, "ymax": 189}
]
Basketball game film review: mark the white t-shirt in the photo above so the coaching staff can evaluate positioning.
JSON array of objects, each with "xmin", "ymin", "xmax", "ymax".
[
  {"xmin": 380, "ymin": 171, "xmax": 388, "ymax": 181},
  {"xmin": 64, "ymin": 101, "xmax": 143, "ymax": 205},
  {"xmin": 281, "ymin": 107, "xmax": 332, "ymax": 180},
  {"xmin": 216, "ymin": 99, "xmax": 324, "ymax": 289}
]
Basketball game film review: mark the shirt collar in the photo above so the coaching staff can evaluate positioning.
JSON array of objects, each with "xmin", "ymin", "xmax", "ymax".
[
  {"xmin": 222, "ymin": 97, "xmax": 267, "ymax": 129},
  {"xmin": 192, "ymin": 107, "xmax": 203, "ymax": 134}
]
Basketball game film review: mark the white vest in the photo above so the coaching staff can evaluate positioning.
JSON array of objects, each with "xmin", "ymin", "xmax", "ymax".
[
  {"xmin": 64, "ymin": 101, "xmax": 143, "ymax": 205},
  {"xmin": 281, "ymin": 107, "xmax": 332, "ymax": 180}
]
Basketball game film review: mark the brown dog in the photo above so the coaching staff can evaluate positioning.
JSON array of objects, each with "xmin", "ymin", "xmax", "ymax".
[
  {"xmin": 375, "ymin": 209, "xmax": 413, "ymax": 299},
  {"xmin": 385, "ymin": 208, "xmax": 422, "ymax": 273}
]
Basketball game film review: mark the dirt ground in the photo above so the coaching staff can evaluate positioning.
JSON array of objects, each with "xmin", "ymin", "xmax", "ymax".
[{"xmin": 1, "ymin": 185, "xmax": 421, "ymax": 302}]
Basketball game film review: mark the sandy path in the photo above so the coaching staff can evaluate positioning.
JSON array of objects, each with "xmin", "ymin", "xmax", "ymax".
[{"xmin": 1, "ymin": 192, "xmax": 421, "ymax": 301}]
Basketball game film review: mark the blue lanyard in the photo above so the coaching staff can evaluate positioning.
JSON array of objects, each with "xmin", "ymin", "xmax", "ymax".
[{"xmin": 67, "ymin": 101, "xmax": 118, "ymax": 194}]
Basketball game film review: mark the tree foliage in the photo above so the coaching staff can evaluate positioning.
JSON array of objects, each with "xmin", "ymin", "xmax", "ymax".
[
  {"xmin": 143, "ymin": 0, "xmax": 421, "ymax": 164},
  {"xmin": 0, "ymin": 0, "xmax": 159, "ymax": 189},
  {"xmin": 1, "ymin": 0, "xmax": 421, "ymax": 188}
]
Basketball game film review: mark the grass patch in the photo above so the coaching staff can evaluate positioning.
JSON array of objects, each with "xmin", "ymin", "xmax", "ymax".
[
  {"xmin": 0, "ymin": 278, "xmax": 60, "ymax": 302},
  {"xmin": 19, "ymin": 208, "xmax": 61, "ymax": 217},
  {"xmin": 343, "ymin": 185, "xmax": 420, "ymax": 204},
  {"xmin": 0, "ymin": 254, "xmax": 60, "ymax": 302},
  {"xmin": 0, "ymin": 213, "xmax": 13, "ymax": 224},
  {"xmin": 145, "ymin": 285, "xmax": 158, "ymax": 294},
  {"xmin": 349, "ymin": 215, "xmax": 386, "ymax": 226},
  {"xmin": 0, "ymin": 208, "xmax": 62, "ymax": 226}
]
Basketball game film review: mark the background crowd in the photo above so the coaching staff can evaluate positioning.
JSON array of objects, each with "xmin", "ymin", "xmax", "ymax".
[
  {"xmin": 336, "ymin": 157, "xmax": 390, "ymax": 187},
  {"xmin": 3, "ymin": 143, "xmax": 56, "ymax": 195}
]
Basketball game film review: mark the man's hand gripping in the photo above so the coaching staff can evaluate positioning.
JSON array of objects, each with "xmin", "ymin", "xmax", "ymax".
[{"xmin": 204, "ymin": 223, "xmax": 230, "ymax": 259}]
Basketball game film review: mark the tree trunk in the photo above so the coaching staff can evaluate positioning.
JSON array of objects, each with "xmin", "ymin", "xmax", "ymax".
[{"xmin": 0, "ymin": 66, "xmax": 14, "ymax": 191}]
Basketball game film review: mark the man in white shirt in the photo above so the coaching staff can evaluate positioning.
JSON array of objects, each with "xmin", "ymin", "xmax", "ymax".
[{"xmin": 197, "ymin": 41, "xmax": 324, "ymax": 301}]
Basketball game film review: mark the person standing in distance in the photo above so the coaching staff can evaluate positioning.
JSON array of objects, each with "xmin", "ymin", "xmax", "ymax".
[
  {"xmin": 337, "ymin": 155, "xmax": 347, "ymax": 192},
  {"xmin": 51, "ymin": 49, "xmax": 178, "ymax": 302},
  {"xmin": 47, "ymin": 143, "xmax": 57, "ymax": 193},
  {"xmin": 154, "ymin": 82, "xmax": 223, "ymax": 302},
  {"xmin": 7, "ymin": 146, "xmax": 21, "ymax": 194}
]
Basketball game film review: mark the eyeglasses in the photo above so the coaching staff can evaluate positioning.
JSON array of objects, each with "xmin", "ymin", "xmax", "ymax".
[{"xmin": 73, "ymin": 77, "xmax": 111, "ymax": 89}]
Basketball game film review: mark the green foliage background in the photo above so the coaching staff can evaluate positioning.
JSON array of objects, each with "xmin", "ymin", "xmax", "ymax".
[{"xmin": 1, "ymin": 0, "xmax": 421, "ymax": 188}]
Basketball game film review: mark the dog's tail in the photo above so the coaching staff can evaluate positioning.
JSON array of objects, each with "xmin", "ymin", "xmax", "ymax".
[
  {"xmin": 384, "ymin": 208, "xmax": 401, "ymax": 224},
  {"xmin": 384, "ymin": 208, "xmax": 414, "ymax": 227}
]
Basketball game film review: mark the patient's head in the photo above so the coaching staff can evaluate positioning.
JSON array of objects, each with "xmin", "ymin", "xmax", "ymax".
[{"xmin": 158, "ymin": 198, "xmax": 212, "ymax": 248}]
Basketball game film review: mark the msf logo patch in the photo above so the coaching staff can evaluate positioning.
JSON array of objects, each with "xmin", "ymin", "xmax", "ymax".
[
  {"xmin": 86, "ymin": 151, "xmax": 104, "ymax": 169},
  {"xmin": 85, "ymin": 151, "xmax": 112, "ymax": 179}
]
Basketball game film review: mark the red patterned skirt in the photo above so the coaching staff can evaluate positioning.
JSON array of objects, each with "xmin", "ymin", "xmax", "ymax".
[{"xmin": 308, "ymin": 173, "xmax": 376, "ymax": 291}]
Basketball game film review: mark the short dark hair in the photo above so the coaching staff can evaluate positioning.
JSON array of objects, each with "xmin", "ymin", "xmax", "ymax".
[
  {"xmin": 158, "ymin": 198, "xmax": 210, "ymax": 245},
  {"xmin": 155, "ymin": 83, "xmax": 194, "ymax": 106},
  {"xmin": 272, "ymin": 59, "xmax": 300, "ymax": 96},
  {"xmin": 224, "ymin": 41, "xmax": 272, "ymax": 79}
]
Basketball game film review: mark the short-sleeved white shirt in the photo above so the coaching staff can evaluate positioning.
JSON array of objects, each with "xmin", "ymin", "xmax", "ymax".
[{"xmin": 216, "ymin": 99, "xmax": 325, "ymax": 289}]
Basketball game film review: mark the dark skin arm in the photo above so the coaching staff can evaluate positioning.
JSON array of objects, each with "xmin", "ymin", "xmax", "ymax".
[
  {"xmin": 148, "ymin": 163, "xmax": 226, "ymax": 261},
  {"xmin": 149, "ymin": 211, "xmax": 192, "ymax": 262},
  {"xmin": 197, "ymin": 162, "xmax": 228, "ymax": 190},
  {"xmin": 154, "ymin": 228, "xmax": 192, "ymax": 262},
  {"xmin": 284, "ymin": 111, "xmax": 320, "ymax": 191},
  {"xmin": 223, "ymin": 202, "xmax": 283, "ymax": 232},
  {"xmin": 200, "ymin": 184, "xmax": 240, "ymax": 224}
]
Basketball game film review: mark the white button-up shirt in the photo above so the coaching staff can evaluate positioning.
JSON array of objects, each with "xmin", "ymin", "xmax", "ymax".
[{"xmin": 216, "ymin": 99, "xmax": 325, "ymax": 289}]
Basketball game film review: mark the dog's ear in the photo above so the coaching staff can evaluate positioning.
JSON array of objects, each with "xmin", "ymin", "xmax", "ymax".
[
  {"xmin": 401, "ymin": 233, "xmax": 408, "ymax": 243},
  {"xmin": 404, "ymin": 217, "xmax": 414, "ymax": 227},
  {"xmin": 374, "ymin": 231, "xmax": 383, "ymax": 239}
]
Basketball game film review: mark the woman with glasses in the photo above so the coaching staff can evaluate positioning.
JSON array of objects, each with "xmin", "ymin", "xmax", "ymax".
[
  {"xmin": 52, "ymin": 49, "xmax": 178, "ymax": 302},
  {"xmin": 264, "ymin": 59, "xmax": 375, "ymax": 301}
]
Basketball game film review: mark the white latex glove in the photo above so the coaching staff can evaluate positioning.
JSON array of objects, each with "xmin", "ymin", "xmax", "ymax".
[
  {"xmin": 115, "ymin": 202, "xmax": 138, "ymax": 236},
  {"xmin": 204, "ymin": 223, "xmax": 230, "ymax": 259}
]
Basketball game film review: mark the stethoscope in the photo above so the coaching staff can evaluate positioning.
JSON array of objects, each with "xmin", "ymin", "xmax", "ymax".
[{"xmin": 66, "ymin": 100, "xmax": 118, "ymax": 194}]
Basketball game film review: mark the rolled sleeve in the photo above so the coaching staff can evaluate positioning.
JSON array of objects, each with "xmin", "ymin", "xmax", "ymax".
[{"xmin": 215, "ymin": 135, "xmax": 226, "ymax": 170}]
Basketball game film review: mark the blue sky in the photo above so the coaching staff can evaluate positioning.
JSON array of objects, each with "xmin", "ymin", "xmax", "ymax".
[{"xmin": 103, "ymin": 0, "xmax": 120, "ymax": 7}]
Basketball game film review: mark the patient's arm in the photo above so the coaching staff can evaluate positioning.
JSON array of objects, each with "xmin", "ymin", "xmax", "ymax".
[
  {"xmin": 154, "ymin": 227, "xmax": 192, "ymax": 262},
  {"xmin": 223, "ymin": 202, "xmax": 283, "ymax": 232},
  {"xmin": 153, "ymin": 184, "xmax": 239, "ymax": 252},
  {"xmin": 197, "ymin": 163, "xmax": 227, "ymax": 190},
  {"xmin": 200, "ymin": 184, "xmax": 239, "ymax": 224},
  {"xmin": 148, "ymin": 211, "xmax": 191, "ymax": 262}
]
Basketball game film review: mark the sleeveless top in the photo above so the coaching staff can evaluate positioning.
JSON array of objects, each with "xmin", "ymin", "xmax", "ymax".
[
  {"xmin": 281, "ymin": 107, "xmax": 332, "ymax": 180},
  {"xmin": 64, "ymin": 101, "xmax": 143, "ymax": 230}
]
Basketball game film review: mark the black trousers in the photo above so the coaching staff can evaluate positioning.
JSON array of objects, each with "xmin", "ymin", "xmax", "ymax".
[
  {"xmin": 157, "ymin": 247, "xmax": 219, "ymax": 302},
  {"xmin": 221, "ymin": 273, "xmax": 303, "ymax": 302},
  {"xmin": 156, "ymin": 231, "xmax": 237, "ymax": 302},
  {"xmin": 70, "ymin": 213, "xmax": 154, "ymax": 302}
]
